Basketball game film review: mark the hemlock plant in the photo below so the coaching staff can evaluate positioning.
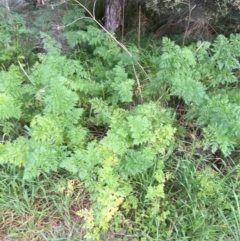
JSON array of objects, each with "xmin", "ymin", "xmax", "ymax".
[{"xmin": 1, "ymin": 5, "xmax": 240, "ymax": 240}]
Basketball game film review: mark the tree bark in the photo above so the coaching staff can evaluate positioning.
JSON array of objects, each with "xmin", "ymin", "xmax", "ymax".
[{"xmin": 105, "ymin": 0, "xmax": 122, "ymax": 31}]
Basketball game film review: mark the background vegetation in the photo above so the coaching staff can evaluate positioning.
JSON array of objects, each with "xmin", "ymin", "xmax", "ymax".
[{"xmin": 0, "ymin": 0, "xmax": 240, "ymax": 240}]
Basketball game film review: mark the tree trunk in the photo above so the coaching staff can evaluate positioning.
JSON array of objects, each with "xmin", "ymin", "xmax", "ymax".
[{"xmin": 105, "ymin": 0, "xmax": 122, "ymax": 31}]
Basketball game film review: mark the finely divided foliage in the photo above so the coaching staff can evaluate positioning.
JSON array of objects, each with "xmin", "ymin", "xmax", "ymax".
[
  {"xmin": 1, "ymin": 4, "xmax": 240, "ymax": 240},
  {"xmin": 147, "ymin": 35, "xmax": 240, "ymax": 156}
]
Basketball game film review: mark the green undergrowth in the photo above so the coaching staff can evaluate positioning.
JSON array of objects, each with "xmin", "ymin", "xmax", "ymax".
[
  {"xmin": 0, "ymin": 4, "xmax": 240, "ymax": 240},
  {"xmin": 0, "ymin": 164, "xmax": 86, "ymax": 240}
]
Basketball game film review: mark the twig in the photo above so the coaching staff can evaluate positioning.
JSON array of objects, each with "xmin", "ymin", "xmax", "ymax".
[
  {"xmin": 121, "ymin": 0, "xmax": 125, "ymax": 43},
  {"xmin": 194, "ymin": 42, "xmax": 205, "ymax": 54},
  {"xmin": 18, "ymin": 61, "xmax": 35, "ymax": 86},
  {"xmin": 114, "ymin": 232, "xmax": 141, "ymax": 238},
  {"xmin": 114, "ymin": 231, "xmax": 152, "ymax": 240},
  {"xmin": 60, "ymin": 17, "xmax": 91, "ymax": 29},
  {"xmin": 93, "ymin": 0, "xmax": 97, "ymax": 19},
  {"xmin": 1, "ymin": 133, "xmax": 11, "ymax": 143},
  {"xmin": 74, "ymin": 0, "xmax": 151, "ymax": 85},
  {"xmin": 138, "ymin": 5, "xmax": 141, "ymax": 51},
  {"xmin": 183, "ymin": 0, "xmax": 196, "ymax": 46},
  {"xmin": 132, "ymin": 64, "xmax": 143, "ymax": 103},
  {"xmin": 48, "ymin": 0, "xmax": 68, "ymax": 9}
]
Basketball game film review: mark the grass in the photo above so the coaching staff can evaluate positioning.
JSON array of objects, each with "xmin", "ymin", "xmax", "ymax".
[
  {"xmin": 217, "ymin": 171, "xmax": 240, "ymax": 241},
  {"xmin": 160, "ymin": 148, "xmax": 240, "ymax": 241},
  {"xmin": 1, "ymin": 5, "xmax": 240, "ymax": 240},
  {"xmin": 0, "ymin": 164, "xmax": 88, "ymax": 240},
  {"xmin": 1, "ymin": 153, "xmax": 240, "ymax": 240}
]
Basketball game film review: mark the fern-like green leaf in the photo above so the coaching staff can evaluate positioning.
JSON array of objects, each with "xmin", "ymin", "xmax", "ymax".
[
  {"xmin": 43, "ymin": 80, "xmax": 79, "ymax": 114},
  {"xmin": 0, "ymin": 137, "xmax": 29, "ymax": 167},
  {"xmin": 0, "ymin": 94, "xmax": 21, "ymax": 120}
]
